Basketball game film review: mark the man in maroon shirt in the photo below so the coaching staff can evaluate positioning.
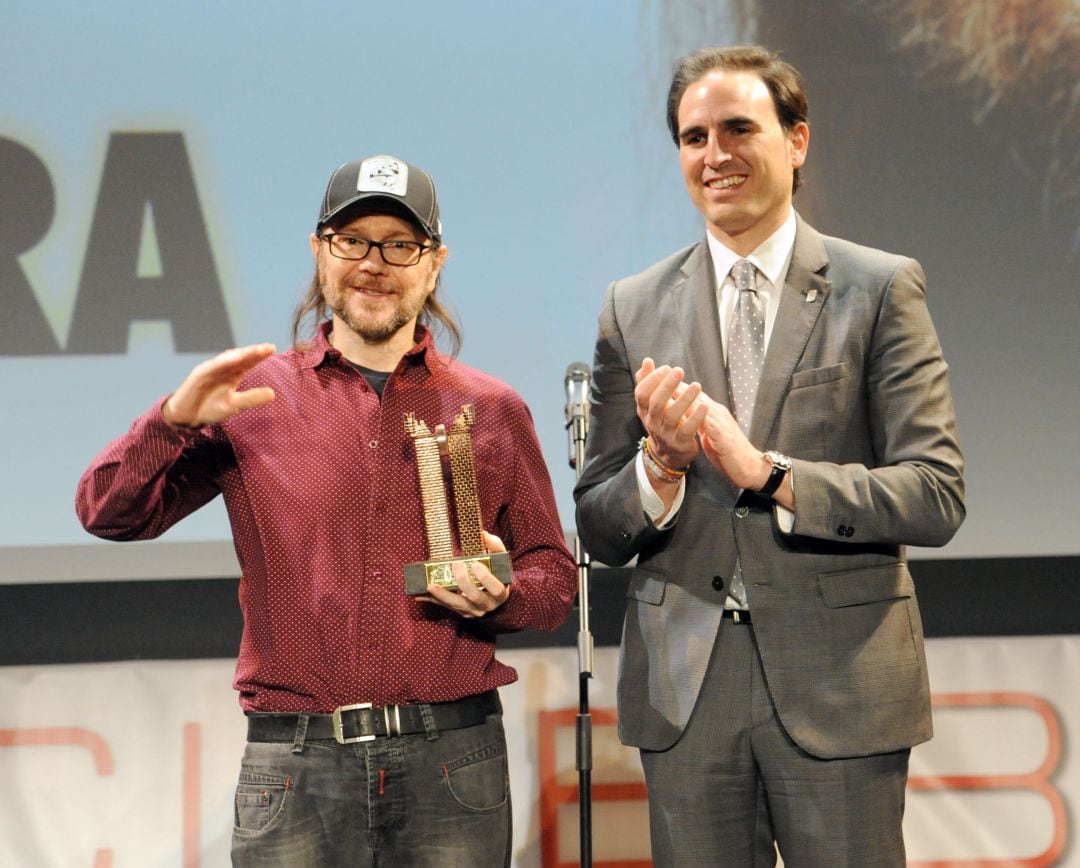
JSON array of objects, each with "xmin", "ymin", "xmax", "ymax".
[{"xmin": 76, "ymin": 154, "xmax": 577, "ymax": 867}]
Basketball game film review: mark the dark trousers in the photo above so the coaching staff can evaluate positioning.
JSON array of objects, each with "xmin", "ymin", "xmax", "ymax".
[{"xmin": 640, "ymin": 619, "xmax": 909, "ymax": 867}]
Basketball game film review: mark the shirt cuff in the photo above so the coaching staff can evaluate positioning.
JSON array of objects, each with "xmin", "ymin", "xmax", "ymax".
[
  {"xmin": 774, "ymin": 464, "xmax": 796, "ymax": 532},
  {"xmin": 150, "ymin": 395, "xmax": 205, "ymax": 443},
  {"xmin": 775, "ymin": 503, "xmax": 795, "ymax": 533},
  {"xmin": 636, "ymin": 451, "xmax": 685, "ymax": 529}
]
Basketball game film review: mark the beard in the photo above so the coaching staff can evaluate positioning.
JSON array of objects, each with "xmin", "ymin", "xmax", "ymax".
[{"xmin": 319, "ymin": 263, "xmax": 428, "ymax": 344}]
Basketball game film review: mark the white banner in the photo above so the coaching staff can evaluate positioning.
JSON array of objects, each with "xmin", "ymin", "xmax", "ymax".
[{"xmin": 1, "ymin": 636, "xmax": 1076, "ymax": 866}]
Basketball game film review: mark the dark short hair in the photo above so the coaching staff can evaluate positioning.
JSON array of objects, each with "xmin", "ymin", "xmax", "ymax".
[{"xmin": 666, "ymin": 44, "xmax": 809, "ymax": 192}]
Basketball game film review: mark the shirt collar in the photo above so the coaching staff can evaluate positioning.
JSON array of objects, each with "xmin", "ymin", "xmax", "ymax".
[
  {"xmin": 296, "ymin": 320, "xmax": 437, "ymax": 372},
  {"xmin": 705, "ymin": 208, "xmax": 797, "ymax": 289}
]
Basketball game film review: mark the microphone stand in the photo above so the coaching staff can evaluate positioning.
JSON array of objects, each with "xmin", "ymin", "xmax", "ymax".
[{"xmin": 565, "ymin": 365, "xmax": 594, "ymax": 868}]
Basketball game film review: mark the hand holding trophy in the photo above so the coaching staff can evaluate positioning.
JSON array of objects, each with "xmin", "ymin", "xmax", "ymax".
[{"xmin": 403, "ymin": 404, "xmax": 513, "ymax": 596}]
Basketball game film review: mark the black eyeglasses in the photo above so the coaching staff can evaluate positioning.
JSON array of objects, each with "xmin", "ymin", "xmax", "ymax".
[{"xmin": 321, "ymin": 233, "xmax": 433, "ymax": 267}]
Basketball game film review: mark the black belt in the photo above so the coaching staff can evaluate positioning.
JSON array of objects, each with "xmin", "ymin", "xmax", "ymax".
[
  {"xmin": 722, "ymin": 609, "xmax": 752, "ymax": 624},
  {"xmin": 246, "ymin": 690, "xmax": 501, "ymax": 744}
]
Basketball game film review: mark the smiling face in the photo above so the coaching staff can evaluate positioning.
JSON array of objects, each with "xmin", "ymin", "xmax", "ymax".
[
  {"xmin": 311, "ymin": 211, "xmax": 446, "ymax": 352},
  {"xmin": 677, "ymin": 68, "xmax": 809, "ymax": 255}
]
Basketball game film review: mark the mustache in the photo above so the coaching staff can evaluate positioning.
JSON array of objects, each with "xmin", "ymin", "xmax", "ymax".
[
  {"xmin": 346, "ymin": 280, "xmax": 394, "ymax": 293},
  {"xmin": 315, "ymin": 262, "xmax": 395, "ymax": 295},
  {"xmin": 320, "ymin": 276, "xmax": 395, "ymax": 295}
]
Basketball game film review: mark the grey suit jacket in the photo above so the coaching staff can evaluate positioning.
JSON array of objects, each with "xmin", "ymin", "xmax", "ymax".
[{"xmin": 574, "ymin": 215, "xmax": 965, "ymax": 758}]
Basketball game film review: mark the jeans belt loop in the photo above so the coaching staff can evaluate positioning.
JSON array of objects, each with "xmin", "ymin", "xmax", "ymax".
[
  {"xmin": 291, "ymin": 713, "xmax": 310, "ymax": 753},
  {"xmin": 420, "ymin": 702, "xmax": 439, "ymax": 740}
]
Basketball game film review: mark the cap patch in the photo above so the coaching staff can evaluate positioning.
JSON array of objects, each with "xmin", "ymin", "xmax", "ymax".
[{"xmin": 357, "ymin": 156, "xmax": 408, "ymax": 197}]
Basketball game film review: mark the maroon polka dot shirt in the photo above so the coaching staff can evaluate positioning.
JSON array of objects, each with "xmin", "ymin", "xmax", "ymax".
[{"xmin": 76, "ymin": 324, "xmax": 578, "ymax": 713}]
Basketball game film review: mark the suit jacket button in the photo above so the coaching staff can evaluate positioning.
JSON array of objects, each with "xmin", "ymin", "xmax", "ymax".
[
  {"xmin": 712, "ymin": 576, "xmax": 724, "ymax": 591},
  {"xmin": 735, "ymin": 506, "xmax": 749, "ymax": 518}
]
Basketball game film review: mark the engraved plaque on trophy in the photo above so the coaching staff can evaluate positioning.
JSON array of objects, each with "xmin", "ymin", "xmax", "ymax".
[{"xmin": 403, "ymin": 404, "xmax": 513, "ymax": 595}]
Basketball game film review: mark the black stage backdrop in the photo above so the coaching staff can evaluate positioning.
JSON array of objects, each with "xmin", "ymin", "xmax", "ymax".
[{"xmin": 2, "ymin": 557, "xmax": 1077, "ymax": 666}]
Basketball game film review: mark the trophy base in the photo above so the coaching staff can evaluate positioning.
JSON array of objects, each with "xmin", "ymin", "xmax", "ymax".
[{"xmin": 404, "ymin": 552, "xmax": 513, "ymax": 596}]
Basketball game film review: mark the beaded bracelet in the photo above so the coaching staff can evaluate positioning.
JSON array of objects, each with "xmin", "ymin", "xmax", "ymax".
[{"xmin": 639, "ymin": 436, "xmax": 689, "ymax": 483}]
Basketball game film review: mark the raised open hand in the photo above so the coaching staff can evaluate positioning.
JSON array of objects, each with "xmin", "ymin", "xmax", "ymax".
[{"xmin": 162, "ymin": 343, "xmax": 277, "ymax": 428}]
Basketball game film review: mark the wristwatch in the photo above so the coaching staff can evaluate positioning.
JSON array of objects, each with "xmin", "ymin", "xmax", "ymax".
[{"xmin": 757, "ymin": 450, "xmax": 792, "ymax": 497}]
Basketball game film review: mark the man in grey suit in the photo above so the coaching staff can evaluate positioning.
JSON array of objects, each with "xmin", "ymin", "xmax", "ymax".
[{"xmin": 574, "ymin": 45, "xmax": 965, "ymax": 866}]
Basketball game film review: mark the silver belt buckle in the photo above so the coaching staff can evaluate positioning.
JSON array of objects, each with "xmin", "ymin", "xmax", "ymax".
[{"xmin": 332, "ymin": 703, "xmax": 376, "ymax": 744}]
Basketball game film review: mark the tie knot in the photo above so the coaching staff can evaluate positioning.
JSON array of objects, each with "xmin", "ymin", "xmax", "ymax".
[{"xmin": 731, "ymin": 259, "xmax": 755, "ymax": 291}]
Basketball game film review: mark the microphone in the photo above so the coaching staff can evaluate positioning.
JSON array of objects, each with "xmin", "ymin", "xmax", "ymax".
[{"xmin": 565, "ymin": 362, "xmax": 591, "ymax": 469}]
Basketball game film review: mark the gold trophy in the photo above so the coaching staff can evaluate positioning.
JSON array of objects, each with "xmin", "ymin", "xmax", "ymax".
[{"xmin": 403, "ymin": 404, "xmax": 513, "ymax": 595}]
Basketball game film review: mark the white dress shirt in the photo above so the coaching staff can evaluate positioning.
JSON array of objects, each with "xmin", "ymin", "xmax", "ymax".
[{"xmin": 637, "ymin": 209, "xmax": 797, "ymax": 532}]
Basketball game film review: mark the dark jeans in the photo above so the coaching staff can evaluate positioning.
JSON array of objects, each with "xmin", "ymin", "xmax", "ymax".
[{"xmin": 231, "ymin": 713, "xmax": 511, "ymax": 867}]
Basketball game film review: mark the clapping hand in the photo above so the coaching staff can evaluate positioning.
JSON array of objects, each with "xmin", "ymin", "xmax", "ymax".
[{"xmin": 634, "ymin": 358, "xmax": 708, "ymax": 472}]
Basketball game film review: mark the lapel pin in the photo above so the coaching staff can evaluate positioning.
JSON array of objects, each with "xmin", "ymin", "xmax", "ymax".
[{"xmin": 806, "ymin": 289, "xmax": 818, "ymax": 303}]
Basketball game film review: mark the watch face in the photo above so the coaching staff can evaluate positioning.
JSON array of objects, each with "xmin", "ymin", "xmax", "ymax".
[{"xmin": 766, "ymin": 451, "xmax": 792, "ymax": 471}]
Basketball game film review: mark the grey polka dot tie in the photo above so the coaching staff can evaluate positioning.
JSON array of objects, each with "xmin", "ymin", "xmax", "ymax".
[
  {"xmin": 727, "ymin": 259, "xmax": 764, "ymax": 436},
  {"xmin": 726, "ymin": 259, "xmax": 763, "ymax": 609}
]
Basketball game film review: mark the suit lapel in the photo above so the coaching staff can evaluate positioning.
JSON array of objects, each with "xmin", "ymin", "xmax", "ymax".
[
  {"xmin": 672, "ymin": 241, "xmax": 730, "ymax": 408},
  {"xmin": 750, "ymin": 216, "xmax": 831, "ymax": 446}
]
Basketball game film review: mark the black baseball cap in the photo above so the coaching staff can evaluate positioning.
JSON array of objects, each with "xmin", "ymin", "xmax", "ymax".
[{"xmin": 316, "ymin": 154, "xmax": 442, "ymax": 242}]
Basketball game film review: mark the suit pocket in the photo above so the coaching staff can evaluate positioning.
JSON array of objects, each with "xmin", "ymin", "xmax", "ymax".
[
  {"xmin": 790, "ymin": 362, "xmax": 849, "ymax": 390},
  {"xmin": 817, "ymin": 562, "xmax": 913, "ymax": 608},
  {"xmin": 626, "ymin": 567, "xmax": 666, "ymax": 605},
  {"xmin": 782, "ymin": 363, "xmax": 854, "ymax": 461}
]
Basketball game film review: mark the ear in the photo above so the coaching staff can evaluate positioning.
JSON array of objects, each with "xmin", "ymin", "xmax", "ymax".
[
  {"xmin": 428, "ymin": 244, "xmax": 449, "ymax": 286},
  {"xmin": 789, "ymin": 121, "xmax": 810, "ymax": 169},
  {"xmin": 310, "ymin": 233, "xmax": 321, "ymax": 257}
]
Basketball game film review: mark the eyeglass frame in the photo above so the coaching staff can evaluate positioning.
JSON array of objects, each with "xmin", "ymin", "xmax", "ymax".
[{"xmin": 319, "ymin": 233, "xmax": 435, "ymax": 267}]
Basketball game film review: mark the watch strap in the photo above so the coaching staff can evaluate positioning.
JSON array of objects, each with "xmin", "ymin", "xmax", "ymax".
[{"xmin": 757, "ymin": 451, "xmax": 790, "ymax": 497}]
